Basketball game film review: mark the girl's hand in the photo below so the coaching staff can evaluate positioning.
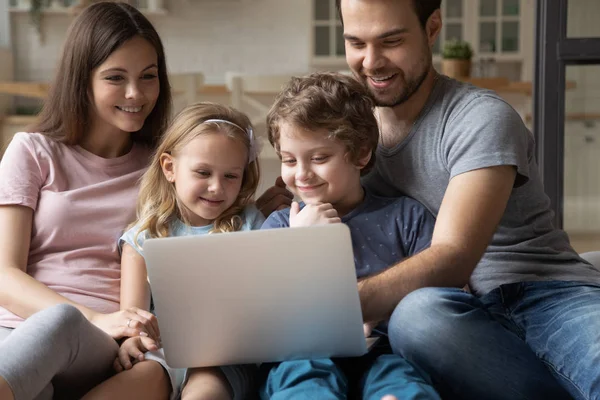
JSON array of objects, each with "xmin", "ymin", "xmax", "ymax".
[
  {"xmin": 90, "ymin": 307, "xmax": 161, "ymax": 342},
  {"xmin": 289, "ymin": 202, "xmax": 341, "ymax": 227},
  {"xmin": 114, "ymin": 336, "xmax": 159, "ymax": 372}
]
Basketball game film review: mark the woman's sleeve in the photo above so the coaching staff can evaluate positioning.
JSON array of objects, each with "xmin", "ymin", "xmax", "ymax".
[{"xmin": 0, "ymin": 133, "xmax": 46, "ymax": 209}]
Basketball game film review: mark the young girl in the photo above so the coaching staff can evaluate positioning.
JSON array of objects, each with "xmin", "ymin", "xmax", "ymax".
[
  {"xmin": 0, "ymin": 3, "xmax": 173, "ymax": 399},
  {"xmin": 115, "ymin": 102, "xmax": 264, "ymax": 400}
]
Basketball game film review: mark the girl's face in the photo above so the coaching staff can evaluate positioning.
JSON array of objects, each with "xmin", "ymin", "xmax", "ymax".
[
  {"xmin": 89, "ymin": 36, "xmax": 160, "ymax": 140},
  {"xmin": 162, "ymin": 132, "xmax": 248, "ymax": 227}
]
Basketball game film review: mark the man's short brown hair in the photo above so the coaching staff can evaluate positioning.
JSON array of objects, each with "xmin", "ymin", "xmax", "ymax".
[
  {"xmin": 266, "ymin": 72, "xmax": 378, "ymax": 175},
  {"xmin": 335, "ymin": 0, "xmax": 442, "ymax": 29}
]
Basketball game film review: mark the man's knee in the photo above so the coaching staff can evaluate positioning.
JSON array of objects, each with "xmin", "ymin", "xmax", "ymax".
[{"xmin": 388, "ymin": 287, "xmax": 470, "ymax": 358}]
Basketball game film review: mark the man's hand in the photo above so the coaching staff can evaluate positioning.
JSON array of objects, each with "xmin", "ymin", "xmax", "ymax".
[
  {"xmin": 289, "ymin": 202, "xmax": 341, "ymax": 227},
  {"xmin": 114, "ymin": 336, "xmax": 159, "ymax": 373},
  {"xmin": 256, "ymin": 177, "xmax": 294, "ymax": 217},
  {"xmin": 357, "ymin": 277, "xmax": 381, "ymax": 323}
]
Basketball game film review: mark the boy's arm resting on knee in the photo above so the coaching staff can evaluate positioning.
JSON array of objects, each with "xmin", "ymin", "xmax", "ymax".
[
  {"xmin": 359, "ymin": 165, "xmax": 517, "ymax": 322},
  {"xmin": 0, "ymin": 205, "xmax": 96, "ymax": 320}
]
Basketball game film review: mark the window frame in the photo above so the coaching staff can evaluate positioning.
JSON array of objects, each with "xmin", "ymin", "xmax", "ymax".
[
  {"xmin": 309, "ymin": 0, "xmax": 526, "ymax": 68},
  {"xmin": 310, "ymin": 0, "xmax": 346, "ymax": 68}
]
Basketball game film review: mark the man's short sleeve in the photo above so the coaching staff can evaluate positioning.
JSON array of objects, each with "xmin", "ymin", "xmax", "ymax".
[{"xmin": 443, "ymin": 95, "xmax": 532, "ymax": 187}]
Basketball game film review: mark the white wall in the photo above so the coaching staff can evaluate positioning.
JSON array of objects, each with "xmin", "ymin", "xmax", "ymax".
[
  {"xmin": 0, "ymin": 0, "xmax": 13, "ymax": 114},
  {"xmin": 10, "ymin": 0, "xmax": 313, "ymax": 84},
  {"xmin": 0, "ymin": 1, "xmax": 9, "ymax": 48}
]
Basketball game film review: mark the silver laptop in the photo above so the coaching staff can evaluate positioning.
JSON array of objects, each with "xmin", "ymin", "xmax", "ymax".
[{"xmin": 143, "ymin": 223, "xmax": 368, "ymax": 368}]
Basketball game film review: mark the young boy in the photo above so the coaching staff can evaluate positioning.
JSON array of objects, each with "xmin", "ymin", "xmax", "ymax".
[{"xmin": 260, "ymin": 72, "xmax": 441, "ymax": 400}]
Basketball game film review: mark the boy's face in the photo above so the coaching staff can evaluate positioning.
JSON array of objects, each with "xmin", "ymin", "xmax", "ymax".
[{"xmin": 278, "ymin": 122, "xmax": 364, "ymax": 211}]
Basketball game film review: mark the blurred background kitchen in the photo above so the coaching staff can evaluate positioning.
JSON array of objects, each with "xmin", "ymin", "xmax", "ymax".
[{"xmin": 0, "ymin": 0, "xmax": 598, "ymax": 252}]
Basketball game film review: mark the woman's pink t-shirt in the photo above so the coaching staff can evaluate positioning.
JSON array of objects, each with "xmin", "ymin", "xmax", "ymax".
[{"xmin": 0, "ymin": 132, "xmax": 151, "ymax": 328}]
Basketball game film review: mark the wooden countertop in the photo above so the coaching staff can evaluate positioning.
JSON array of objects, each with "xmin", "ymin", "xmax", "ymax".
[
  {"xmin": 0, "ymin": 115, "xmax": 37, "ymax": 124},
  {"xmin": 0, "ymin": 81, "xmax": 230, "ymax": 99},
  {"xmin": 1, "ymin": 77, "xmax": 586, "ymax": 125},
  {"xmin": 4, "ymin": 112, "xmax": 600, "ymax": 126},
  {"xmin": 190, "ymin": 78, "xmax": 575, "ymax": 96},
  {"xmin": 461, "ymin": 77, "xmax": 576, "ymax": 95},
  {"xmin": 0, "ymin": 77, "xmax": 576, "ymax": 99},
  {"xmin": 0, "ymin": 81, "xmax": 50, "ymax": 99}
]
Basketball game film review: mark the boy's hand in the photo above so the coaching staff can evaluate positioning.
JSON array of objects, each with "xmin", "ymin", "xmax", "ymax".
[
  {"xmin": 113, "ymin": 336, "xmax": 159, "ymax": 373},
  {"xmin": 289, "ymin": 202, "xmax": 341, "ymax": 227}
]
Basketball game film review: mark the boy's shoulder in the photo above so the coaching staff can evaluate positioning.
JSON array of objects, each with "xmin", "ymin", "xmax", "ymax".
[
  {"xmin": 262, "ymin": 206, "xmax": 292, "ymax": 229},
  {"xmin": 359, "ymin": 191, "xmax": 429, "ymax": 217}
]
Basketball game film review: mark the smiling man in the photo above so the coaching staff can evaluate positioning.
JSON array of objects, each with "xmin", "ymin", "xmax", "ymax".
[{"xmin": 337, "ymin": 0, "xmax": 600, "ymax": 399}]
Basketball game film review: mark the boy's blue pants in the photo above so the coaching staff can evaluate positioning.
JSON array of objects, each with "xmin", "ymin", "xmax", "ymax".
[{"xmin": 259, "ymin": 339, "xmax": 441, "ymax": 400}]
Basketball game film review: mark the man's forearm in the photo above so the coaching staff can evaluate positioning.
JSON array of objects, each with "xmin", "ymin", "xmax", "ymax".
[{"xmin": 359, "ymin": 244, "xmax": 473, "ymax": 322}]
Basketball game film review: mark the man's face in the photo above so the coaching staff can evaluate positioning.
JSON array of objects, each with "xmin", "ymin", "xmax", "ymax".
[{"xmin": 341, "ymin": 0, "xmax": 438, "ymax": 107}]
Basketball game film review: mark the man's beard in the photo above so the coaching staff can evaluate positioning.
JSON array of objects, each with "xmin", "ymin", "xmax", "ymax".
[{"xmin": 370, "ymin": 64, "xmax": 430, "ymax": 108}]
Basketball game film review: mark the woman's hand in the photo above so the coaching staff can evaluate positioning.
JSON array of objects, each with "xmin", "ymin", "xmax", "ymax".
[{"xmin": 90, "ymin": 307, "xmax": 160, "ymax": 342}]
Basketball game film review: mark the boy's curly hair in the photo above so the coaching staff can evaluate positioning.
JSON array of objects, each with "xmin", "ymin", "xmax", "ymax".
[{"xmin": 266, "ymin": 72, "xmax": 378, "ymax": 175}]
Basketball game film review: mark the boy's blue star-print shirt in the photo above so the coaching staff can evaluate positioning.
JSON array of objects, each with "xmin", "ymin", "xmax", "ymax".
[{"xmin": 261, "ymin": 189, "xmax": 435, "ymax": 278}]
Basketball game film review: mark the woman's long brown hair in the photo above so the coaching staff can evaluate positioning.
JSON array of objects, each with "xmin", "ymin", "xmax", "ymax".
[{"xmin": 30, "ymin": 2, "xmax": 171, "ymax": 148}]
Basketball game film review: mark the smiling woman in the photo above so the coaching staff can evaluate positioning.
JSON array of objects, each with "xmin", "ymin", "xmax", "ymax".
[
  {"xmin": 0, "ymin": 2, "xmax": 173, "ymax": 400},
  {"xmin": 29, "ymin": 1, "xmax": 171, "ymax": 150},
  {"xmin": 87, "ymin": 36, "xmax": 161, "ymax": 157}
]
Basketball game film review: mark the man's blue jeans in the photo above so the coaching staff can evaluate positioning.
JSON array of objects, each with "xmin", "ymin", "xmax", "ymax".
[{"xmin": 388, "ymin": 281, "xmax": 600, "ymax": 400}]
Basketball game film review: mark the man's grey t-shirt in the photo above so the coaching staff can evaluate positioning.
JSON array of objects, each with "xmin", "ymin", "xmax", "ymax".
[{"xmin": 363, "ymin": 75, "xmax": 600, "ymax": 296}]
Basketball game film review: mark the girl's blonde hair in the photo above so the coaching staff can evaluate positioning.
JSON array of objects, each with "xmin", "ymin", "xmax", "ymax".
[{"xmin": 134, "ymin": 102, "xmax": 261, "ymax": 241}]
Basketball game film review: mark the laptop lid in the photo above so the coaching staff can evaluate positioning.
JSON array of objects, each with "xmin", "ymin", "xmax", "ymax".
[{"xmin": 144, "ymin": 223, "xmax": 368, "ymax": 368}]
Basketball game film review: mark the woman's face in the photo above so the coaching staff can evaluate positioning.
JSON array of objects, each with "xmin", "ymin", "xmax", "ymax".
[{"xmin": 89, "ymin": 36, "xmax": 160, "ymax": 139}]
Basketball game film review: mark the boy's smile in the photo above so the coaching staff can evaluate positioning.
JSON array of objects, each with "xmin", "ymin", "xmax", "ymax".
[{"xmin": 278, "ymin": 122, "xmax": 365, "ymax": 217}]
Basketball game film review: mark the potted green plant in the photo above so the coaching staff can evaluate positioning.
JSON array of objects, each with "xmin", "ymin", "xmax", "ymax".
[
  {"xmin": 441, "ymin": 39, "xmax": 474, "ymax": 79},
  {"xmin": 29, "ymin": 0, "xmax": 53, "ymax": 35}
]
